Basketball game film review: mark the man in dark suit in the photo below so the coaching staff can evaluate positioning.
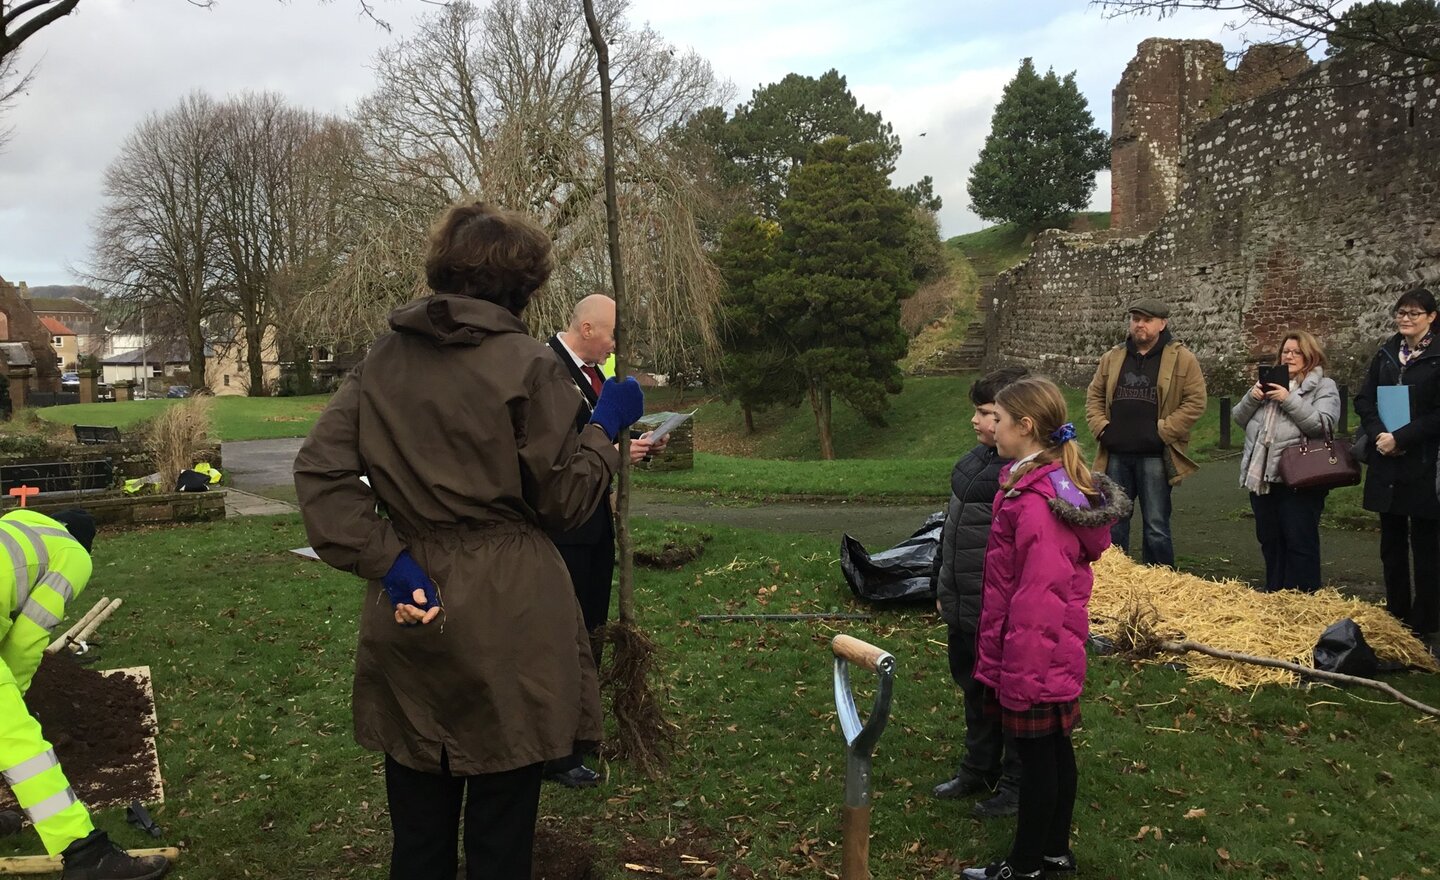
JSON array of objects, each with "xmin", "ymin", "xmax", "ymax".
[{"xmin": 544, "ymin": 293, "xmax": 664, "ymax": 787}]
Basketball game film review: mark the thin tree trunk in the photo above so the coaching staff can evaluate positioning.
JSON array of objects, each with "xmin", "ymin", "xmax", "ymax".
[
  {"xmin": 808, "ymin": 380, "xmax": 835, "ymax": 460},
  {"xmin": 743, "ymin": 404, "xmax": 755, "ymax": 434},
  {"xmin": 245, "ymin": 314, "xmax": 268, "ymax": 396},
  {"xmin": 581, "ymin": 0, "xmax": 632, "ymax": 623}
]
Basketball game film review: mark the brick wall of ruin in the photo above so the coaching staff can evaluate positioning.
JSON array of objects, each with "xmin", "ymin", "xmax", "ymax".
[{"xmin": 986, "ymin": 41, "xmax": 1440, "ymax": 393}]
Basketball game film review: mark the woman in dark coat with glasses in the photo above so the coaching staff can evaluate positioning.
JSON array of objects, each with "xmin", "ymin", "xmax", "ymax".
[{"xmin": 1354, "ymin": 287, "xmax": 1440, "ymax": 640}]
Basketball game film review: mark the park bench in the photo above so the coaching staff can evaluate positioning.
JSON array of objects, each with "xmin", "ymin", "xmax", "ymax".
[
  {"xmin": 0, "ymin": 459, "xmax": 116, "ymax": 495},
  {"xmin": 74, "ymin": 425, "xmax": 123, "ymax": 445}
]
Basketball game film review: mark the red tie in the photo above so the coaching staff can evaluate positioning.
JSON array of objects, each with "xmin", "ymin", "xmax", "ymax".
[{"xmin": 581, "ymin": 364, "xmax": 603, "ymax": 396}]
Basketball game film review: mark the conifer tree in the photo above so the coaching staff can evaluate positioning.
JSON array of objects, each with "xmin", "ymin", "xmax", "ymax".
[
  {"xmin": 764, "ymin": 137, "xmax": 915, "ymax": 459},
  {"xmin": 967, "ymin": 58, "xmax": 1109, "ymax": 230}
]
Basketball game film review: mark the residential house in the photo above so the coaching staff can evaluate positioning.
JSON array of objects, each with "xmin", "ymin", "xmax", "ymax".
[
  {"xmin": 40, "ymin": 317, "xmax": 79, "ymax": 371},
  {"xmin": 24, "ymin": 294, "xmax": 103, "ymax": 358}
]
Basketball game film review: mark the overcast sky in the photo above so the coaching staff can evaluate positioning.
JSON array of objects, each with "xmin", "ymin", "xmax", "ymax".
[{"xmin": 0, "ymin": 0, "xmax": 1276, "ymax": 287}]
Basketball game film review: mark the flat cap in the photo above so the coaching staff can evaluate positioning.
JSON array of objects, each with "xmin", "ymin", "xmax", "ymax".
[{"xmin": 1128, "ymin": 297, "xmax": 1171, "ymax": 319}]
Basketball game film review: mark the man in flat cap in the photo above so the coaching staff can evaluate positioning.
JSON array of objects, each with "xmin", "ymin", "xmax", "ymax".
[{"xmin": 1084, "ymin": 298, "xmax": 1208, "ymax": 567}]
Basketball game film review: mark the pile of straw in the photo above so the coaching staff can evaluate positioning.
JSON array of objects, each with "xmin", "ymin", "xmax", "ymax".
[
  {"xmin": 1090, "ymin": 549, "xmax": 1439, "ymax": 688},
  {"xmin": 145, "ymin": 395, "xmax": 214, "ymax": 492}
]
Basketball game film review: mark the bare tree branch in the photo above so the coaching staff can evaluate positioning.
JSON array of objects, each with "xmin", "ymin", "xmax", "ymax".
[{"xmin": 293, "ymin": 0, "xmax": 728, "ymax": 376}]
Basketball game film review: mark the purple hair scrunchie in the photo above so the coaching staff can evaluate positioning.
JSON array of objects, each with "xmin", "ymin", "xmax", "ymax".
[{"xmin": 1050, "ymin": 422, "xmax": 1077, "ymax": 445}]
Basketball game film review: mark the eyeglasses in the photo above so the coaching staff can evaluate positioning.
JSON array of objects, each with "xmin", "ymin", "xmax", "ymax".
[
  {"xmin": 1394, "ymin": 310, "xmax": 1431, "ymax": 320},
  {"xmin": 1280, "ymin": 349, "xmax": 1303, "ymax": 357}
]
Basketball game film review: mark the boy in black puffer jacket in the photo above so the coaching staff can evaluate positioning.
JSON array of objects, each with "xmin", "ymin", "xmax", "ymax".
[{"xmin": 933, "ymin": 367, "xmax": 1027, "ymax": 818}]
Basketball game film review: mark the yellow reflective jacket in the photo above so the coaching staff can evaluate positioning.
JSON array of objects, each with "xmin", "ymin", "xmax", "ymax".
[{"xmin": 0, "ymin": 510, "xmax": 92, "ymax": 695}]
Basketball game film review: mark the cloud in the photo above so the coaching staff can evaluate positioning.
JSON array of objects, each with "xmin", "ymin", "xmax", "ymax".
[{"xmin": 0, "ymin": 0, "xmax": 1294, "ymax": 283}]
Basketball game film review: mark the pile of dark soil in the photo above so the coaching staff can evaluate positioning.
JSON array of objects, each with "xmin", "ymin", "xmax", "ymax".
[{"xmin": 0, "ymin": 653, "xmax": 158, "ymax": 810}]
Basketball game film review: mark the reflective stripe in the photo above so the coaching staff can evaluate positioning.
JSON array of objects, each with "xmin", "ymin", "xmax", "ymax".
[
  {"xmin": 28, "ymin": 527, "xmax": 74, "ymax": 542},
  {"xmin": 24, "ymin": 787, "xmax": 78, "ymax": 824},
  {"xmin": 20, "ymin": 601, "xmax": 61, "ymax": 632},
  {"xmin": 0, "ymin": 529, "xmax": 30, "ymax": 608},
  {"xmin": 11, "ymin": 524, "xmax": 49, "ymax": 576},
  {"xmin": 2, "ymin": 749, "xmax": 58, "ymax": 787},
  {"xmin": 34, "ymin": 571, "xmax": 75, "ymax": 604}
]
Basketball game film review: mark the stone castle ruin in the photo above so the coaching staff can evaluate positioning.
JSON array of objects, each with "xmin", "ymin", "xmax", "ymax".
[{"xmin": 985, "ymin": 38, "xmax": 1440, "ymax": 392}]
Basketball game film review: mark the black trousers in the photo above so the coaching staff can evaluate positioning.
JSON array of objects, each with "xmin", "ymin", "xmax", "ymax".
[
  {"xmin": 946, "ymin": 625, "xmax": 1020, "ymax": 789},
  {"xmin": 556, "ymin": 537, "xmax": 616, "ymax": 658},
  {"xmin": 384, "ymin": 754, "xmax": 543, "ymax": 880},
  {"xmin": 1249, "ymin": 485, "xmax": 1327, "ymax": 592},
  {"xmin": 1007, "ymin": 733, "xmax": 1077, "ymax": 874},
  {"xmin": 1379, "ymin": 513, "xmax": 1440, "ymax": 636}
]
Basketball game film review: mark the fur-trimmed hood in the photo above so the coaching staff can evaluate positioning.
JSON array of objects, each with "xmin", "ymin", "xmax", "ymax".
[{"xmin": 1001, "ymin": 462, "xmax": 1132, "ymax": 562}]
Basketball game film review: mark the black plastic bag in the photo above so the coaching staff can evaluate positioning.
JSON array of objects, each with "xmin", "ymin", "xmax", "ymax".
[
  {"xmin": 1312, "ymin": 618, "xmax": 1379, "ymax": 677},
  {"xmin": 175, "ymin": 469, "xmax": 211, "ymax": 493},
  {"xmin": 840, "ymin": 511, "xmax": 944, "ymax": 604}
]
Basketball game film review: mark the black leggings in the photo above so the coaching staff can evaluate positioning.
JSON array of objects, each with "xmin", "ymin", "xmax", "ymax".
[
  {"xmin": 1008, "ymin": 733, "xmax": 1077, "ymax": 873},
  {"xmin": 385, "ymin": 754, "xmax": 544, "ymax": 880}
]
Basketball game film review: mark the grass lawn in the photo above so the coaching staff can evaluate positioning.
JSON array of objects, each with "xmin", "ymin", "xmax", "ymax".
[
  {"xmin": 946, "ymin": 212, "xmax": 1111, "ymax": 279},
  {"xmin": 35, "ymin": 395, "xmax": 332, "ymax": 442},
  {"xmin": 642, "ymin": 376, "xmax": 1235, "ymax": 499},
  {"xmin": 10, "ymin": 514, "xmax": 1434, "ymax": 878}
]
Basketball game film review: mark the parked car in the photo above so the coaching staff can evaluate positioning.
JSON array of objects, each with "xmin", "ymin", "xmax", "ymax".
[
  {"xmin": 61, "ymin": 371, "xmax": 80, "ymax": 391},
  {"xmin": 166, "ymin": 385, "xmax": 192, "ymax": 399}
]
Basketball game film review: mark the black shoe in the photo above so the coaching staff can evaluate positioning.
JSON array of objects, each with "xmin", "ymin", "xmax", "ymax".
[
  {"xmin": 961, "ymin": 859, "xmax": 1042, "ymax": 879},
  {"xmin": 933, "ymin": 771, "xmax": 995, "ymax": 800},
  {"xmin": 62, "ymin": 831, "xmax": 169, "ymax": 880},
  {"xmin": 972, "ymin": 787, "xmax": 1020, "ymax": 819},
  {"xmin": 544, "ymin": 764, "xmax": 601, "ymax": 788},
  {"xmin": 1042, "ymin": 850, "xmax": 1077, "ymax": 874}
]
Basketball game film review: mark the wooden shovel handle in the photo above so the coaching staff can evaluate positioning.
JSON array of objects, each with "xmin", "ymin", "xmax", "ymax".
[
  {"xmin": 0, "ymin": 848, "xmax": 178, "ymax": 874},
  {"xmin": 832, "ymin": 635, "xmax": 889, "ymax": 672}
]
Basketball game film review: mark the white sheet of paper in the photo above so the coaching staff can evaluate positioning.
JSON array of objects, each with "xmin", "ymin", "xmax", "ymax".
[
  {"xmin": 645, "ymin": 410, "xmax": 696, "ymax": 443},
  {"xmin": 290, "ymin": 546, "xmax": 321, "ymax": 561}
]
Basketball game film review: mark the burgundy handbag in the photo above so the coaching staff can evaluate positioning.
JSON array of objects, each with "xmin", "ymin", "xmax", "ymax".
[{"xmin": 1276, "ymin": 421, "xmax": 1361, "ymax": 490}]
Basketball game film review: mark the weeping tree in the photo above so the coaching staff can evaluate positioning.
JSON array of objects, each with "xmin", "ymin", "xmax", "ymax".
[{"xmin": 291, "ymin": 0, "xmax": 725, "ymax": 378}]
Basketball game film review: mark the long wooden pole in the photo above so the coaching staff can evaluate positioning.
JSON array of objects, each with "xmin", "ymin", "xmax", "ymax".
[
  {"xmin": 1161, "ymin": 640, "xmax": 1440, "ymax": 719},
  {"xmin": 581, "ymin": 0, "xmax": 634, "ymax": 625},
  {"xmin": 0, "ymin": 848, "xmax": 178, "ymax": 875}
]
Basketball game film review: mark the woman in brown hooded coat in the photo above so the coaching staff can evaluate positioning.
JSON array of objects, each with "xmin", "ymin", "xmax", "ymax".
[{"xmin": 294, "ymin": 202, "xmax": 640, "ymax": 879}]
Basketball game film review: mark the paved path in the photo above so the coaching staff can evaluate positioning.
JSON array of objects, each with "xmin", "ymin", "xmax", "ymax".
[
  {"xmin": 224, "ymin": 487, "xmax": 297, "ymax": 517},
  {"xmin": 223, "ymin": 438, "xmax": 304, "ymax": 492},
  {"xmin": 221, "ymin": 439, "xmax": 1386, "ymax": 597}
]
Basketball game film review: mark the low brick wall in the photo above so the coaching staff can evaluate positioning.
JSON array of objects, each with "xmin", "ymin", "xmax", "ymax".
[
  {"xmin": 3, "ymin": 489, "xmax": 228, "ymax": 527},
  {"xmin": 634, "ymin": 412, "xmax": 694, "ymax": 472},
  {"xmin": 0, "ymin": 440, "xmax": 222, "ymax": 483}
]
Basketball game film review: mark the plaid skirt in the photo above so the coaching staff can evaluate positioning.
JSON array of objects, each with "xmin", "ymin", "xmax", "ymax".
[{"xmin": 983, "ymin": 687, "xmax": 1081, "ymax": 738}]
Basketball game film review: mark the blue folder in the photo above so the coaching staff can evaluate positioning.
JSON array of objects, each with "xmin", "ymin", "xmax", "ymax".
[{"xmin": 1378, "ymin": 385, "xmax": 1410, "ymax": 432}]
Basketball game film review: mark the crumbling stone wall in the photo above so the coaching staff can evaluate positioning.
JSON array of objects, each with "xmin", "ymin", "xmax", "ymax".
[
  {"xmin": 0, "ymin": 276, "xmax": 62, "ymax": 383},
  {"xmin": 987, "ymin": 41, "xmax": 1440, "ymax": 394},
  {"xmin": 1110, "ymin": 39, "xmax": 1311, "ymax": 235}
]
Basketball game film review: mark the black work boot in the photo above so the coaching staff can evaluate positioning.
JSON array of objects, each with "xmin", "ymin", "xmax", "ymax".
[
  {"xmin": 61, "ymin": 831, "xmax": 169, "ymax": 880},
  {"xmin": 971, "ymin": 785, "xmax": 1021, "ymax": 819},
  {"xmin": 0, "ymin": 810, "xmax": 22, "ymax": 837}
]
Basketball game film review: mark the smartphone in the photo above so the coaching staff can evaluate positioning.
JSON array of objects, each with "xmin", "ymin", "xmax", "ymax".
[{"xmin": 1258, "ymin": 364, "xmax": 1289, "ymax": 388}]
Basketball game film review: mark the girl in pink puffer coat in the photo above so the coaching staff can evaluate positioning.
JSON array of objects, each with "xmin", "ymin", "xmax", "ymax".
[{"xmin": 961, "ymin": 378, "xmax": 1131, "ymax": 880}]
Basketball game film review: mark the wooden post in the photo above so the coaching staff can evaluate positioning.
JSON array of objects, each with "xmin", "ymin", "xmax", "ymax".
[{"xmin": 1218, "ymin": 397, "xmax": 1231, "ymax": 450}]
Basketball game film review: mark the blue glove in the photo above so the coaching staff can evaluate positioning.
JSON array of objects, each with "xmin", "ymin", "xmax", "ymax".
[
  {"xmin": 589, "ymin": 376, "xmax": 644, "ymax": 442},
  {"xmin": 380, "ymin": 550, "xmax": 441, "ymax": 611}
]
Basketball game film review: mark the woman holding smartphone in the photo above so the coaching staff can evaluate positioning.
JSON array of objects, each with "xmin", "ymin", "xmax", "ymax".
[
  {"xmin": 1355, "ymin": 288, "xmax": 1440, "ymax": 640},
  {"xmin": 1232, "ymin": 330, "xmax": 1340, "ymax": 592}
]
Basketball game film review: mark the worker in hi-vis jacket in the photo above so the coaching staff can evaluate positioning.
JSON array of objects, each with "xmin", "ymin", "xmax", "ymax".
[{"xmin": 0, "ymin": 508, "xmax": 169, "ymax": 880}]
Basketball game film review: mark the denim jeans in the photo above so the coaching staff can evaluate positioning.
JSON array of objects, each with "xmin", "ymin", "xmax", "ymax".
[{"xmin": 1105, "ymin": 453, "xmax": 1174, "ymax": 567}]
